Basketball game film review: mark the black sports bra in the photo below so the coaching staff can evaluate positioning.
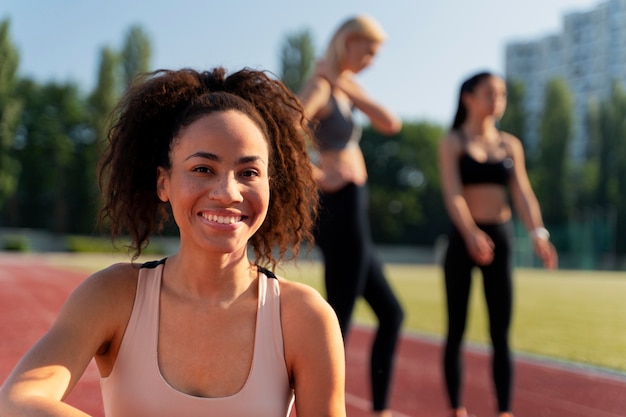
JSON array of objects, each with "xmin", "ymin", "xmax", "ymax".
[
  {"xmin": 457, "ymin": 130, "xmax": 514, "ymax": 186},
  {"xmin": 459, "ymin": 153, "xmax": 514, "ymax": 186}
]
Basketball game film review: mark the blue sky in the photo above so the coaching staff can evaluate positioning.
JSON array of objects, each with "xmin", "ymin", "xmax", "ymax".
[{"xmin": 1, "ymin": 0, "xmax": 600, "ymax": 125}]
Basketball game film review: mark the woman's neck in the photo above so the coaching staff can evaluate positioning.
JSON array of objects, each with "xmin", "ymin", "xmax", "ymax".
[
  {"xmin": 462, "ymin": 117, "xmax": 498, "ymax": 136},
  {"xmin": 163, "ymin": 248, "xmax": 255, "ymax": 301}
]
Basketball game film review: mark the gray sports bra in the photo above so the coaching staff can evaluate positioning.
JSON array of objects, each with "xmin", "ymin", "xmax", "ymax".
[{"xmin": 313, "ymin": 95, "xmax": 362, "ymax": 151}]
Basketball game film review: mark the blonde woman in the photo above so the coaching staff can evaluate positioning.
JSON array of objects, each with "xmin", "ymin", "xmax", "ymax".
[{"xmin": 299, "ymin": 15, "xmax": 404, "ymax": 417}]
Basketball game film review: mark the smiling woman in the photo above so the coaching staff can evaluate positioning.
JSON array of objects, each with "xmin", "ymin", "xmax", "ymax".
[
  {"xmin": 156, "ymin": 108, "xmax": 271, "ymax": 258},
  {"xmin": 0, "ymin": 68, "xmax": 346, "ymax": 417}
]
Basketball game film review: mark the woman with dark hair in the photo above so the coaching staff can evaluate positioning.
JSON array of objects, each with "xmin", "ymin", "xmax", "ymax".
[
  {"xmin": 438, "ymin": 71, "xmax": 557, "ymax": 417},
  {"xmin": 299, "ymin": 15, "xmax": 404, "ymax": 417},
  {"xmin": 0, "ymin": 67, "xmax": 346, "ymax": 417}
]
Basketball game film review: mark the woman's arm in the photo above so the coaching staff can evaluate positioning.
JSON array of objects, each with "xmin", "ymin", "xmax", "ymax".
[
  {"xmin": 281, "ymin": 281, "xmax": 346, "ymax": 417},
  {"xmin": 439, "ymin": 133, "xmax": 495, "ymax": 265},
  {"xmin": 298, "ymin": 66, "xmax": 332, "ymax": 122},
  {"xmin": 0, "ymin": 265, "xmax": 134, "ymax": 416},
  {"xmin": 334, "ymin": 74, "xmax": 402, "ymax": 135},
  {"xmin": 506, "ymin": 134, "xmax": 558, "ymax": 269}
]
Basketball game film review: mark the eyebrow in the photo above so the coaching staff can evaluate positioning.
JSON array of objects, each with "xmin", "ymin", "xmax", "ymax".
[
  {"xmin": 186, "ymin": 151, "xmax": 220, "ymax": 162},
  {"xmin": 185, "ymin": 152, "xmax": 265, "ymax": 164}
]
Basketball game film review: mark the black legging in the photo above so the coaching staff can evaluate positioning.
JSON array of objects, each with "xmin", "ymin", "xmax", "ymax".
[
  {"xmin": 315, "ymin": 183, "xmax": 405, "ymax": 411},
  {"xmin": 443, "ymin": 221, "xmax": 514, "ymax": 413}
]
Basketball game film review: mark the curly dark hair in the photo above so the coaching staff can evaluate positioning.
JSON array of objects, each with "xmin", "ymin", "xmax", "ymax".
[{"xmin": 98, "ymin": 67, "xmax": 318, "ymax": 269}]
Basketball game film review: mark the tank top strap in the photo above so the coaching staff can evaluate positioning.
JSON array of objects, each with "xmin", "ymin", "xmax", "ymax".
[
  {"xmin": 132, "ymin": 260, "xmax": 163, "ymax": 339},
  {"xmin": 255, "ymin": 267, "xmax": 286, "ymax": 360}
]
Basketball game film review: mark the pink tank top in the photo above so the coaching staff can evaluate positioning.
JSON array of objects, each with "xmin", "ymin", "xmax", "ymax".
[{"xmin": 100, "ymin": 259, "xmax": 295, "ymax": 417}]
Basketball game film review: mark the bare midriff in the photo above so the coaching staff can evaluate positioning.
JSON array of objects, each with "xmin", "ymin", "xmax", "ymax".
[
  {"xmin": 463, "ymin": 184, "xmax": 512, "ymax": 224},
  {"xmin": 317, "ymin": 143, "xmax": 368, "ymax": 192}
]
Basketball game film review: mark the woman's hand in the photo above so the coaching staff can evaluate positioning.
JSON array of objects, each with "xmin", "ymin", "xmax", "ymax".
[
  {"xmin": 533, "ymin": 237, "xmax": 558, "ymax": 269},
  {"xmin": 466, "ymin": 230, "xmax": 495, "ymax": 266}
]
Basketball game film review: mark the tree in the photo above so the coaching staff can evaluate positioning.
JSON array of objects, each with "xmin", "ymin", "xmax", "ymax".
[
  {"xmin": 67, "ymin": 47, "xmax": 119, "ymax": 233},
  {"xmin": 533, "ymin": 78, "xmax": 574, "ymax": 239},
  {"xmin": 587, "ymin": 81, "xmax": 626, "ymax": 208},
  {"xmin": 361, "ymin": 121, "xmax": 445, "ymax": 244},
  {"xmin": 121, "ymin": 25, "xmax": 151, "ymax": 87},
  {"xmin": 615, "ymin": 108, "xmax": 626, "ymax": 255},
  {"xmin": 77, "ymin": 26, "xmax": 152, "ymax": 233},
  {"xmin": 12, "ymin": 80, "xmax": 90, "ymax": 233},
  {"xmin": 0, "ymin": 19, "xmax": 22, "ymax": 210},
  {"xmin": 90, "ymin": 47, "xmax": 119, "ymax": 131},
  {"xmin": 500, "ymin": 79, "xmax": 527, "ymax": 159},
  {"xmin": 1, "ymin": 23, "xmax": 153, "ymax": 235},
  {"xmin": 89, "ymin": 46, "xmax": 119, "ymax": 158},
  {"xmin": 586, "ymin": 82, "xmax": 626, "ymax": 256},
  {"xmin": 280, "ymin": 29, "xmax": 315, "ymax": 94}
]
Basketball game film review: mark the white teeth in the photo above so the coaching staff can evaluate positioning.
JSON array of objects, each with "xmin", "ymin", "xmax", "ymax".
[{"xmin": 202, "ymin": 213, "xmax": 241, "ymax": 224}]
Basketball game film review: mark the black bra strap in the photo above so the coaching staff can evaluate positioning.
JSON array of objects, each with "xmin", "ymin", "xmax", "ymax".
[
  {"xmin": 257, "ymin": 266, "xmax": 277, "ymax": 279},
  {"xmin": 141, "ymin": 258, "xmax": 167, "ymax": 269}
]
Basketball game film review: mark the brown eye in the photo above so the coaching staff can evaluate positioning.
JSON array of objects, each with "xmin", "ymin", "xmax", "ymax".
[
  {"xmin": 193, "ymin": 166, "xmax": 212, "ymax": 174},
  {"xmin": 240, "ymin": 169, "xmax": 261, "ymax": 179}
]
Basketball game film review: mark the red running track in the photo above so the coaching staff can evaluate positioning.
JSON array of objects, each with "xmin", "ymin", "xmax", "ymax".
[{"xmin": 1, "ymin": 255, "xmax": 625, "ymax": 416}]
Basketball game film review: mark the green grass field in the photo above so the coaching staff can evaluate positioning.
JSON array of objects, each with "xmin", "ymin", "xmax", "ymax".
[
  {"xmin": 48, "ymin": 253, "xmax": 626, "ymax": 373},
  {"xmin": 277, "ymin": 261, "xmax": 626, "ymax": 372}
]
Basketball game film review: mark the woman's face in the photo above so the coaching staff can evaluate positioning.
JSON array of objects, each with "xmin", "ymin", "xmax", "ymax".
[
  {"xmin": 343, "ymin": 35, "xmax": 381, "ymax": 73},
  {"xmin": 157, "ymin": 110, "xmax": 270, "ymax": 255},
  {"xmin": 464, "ymin": 76, "xmax": 508, "ymax": 120}
]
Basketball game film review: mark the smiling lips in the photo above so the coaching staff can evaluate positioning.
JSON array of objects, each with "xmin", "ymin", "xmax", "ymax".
[{"xmin": 201, "ymin": 213, "xmax": 243, "ymax": 224}]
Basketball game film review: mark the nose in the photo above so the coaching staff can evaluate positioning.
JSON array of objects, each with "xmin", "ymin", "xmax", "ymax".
[{"xmin": 210, "ymin": 173, "xmax": 243, "ymax": 204}]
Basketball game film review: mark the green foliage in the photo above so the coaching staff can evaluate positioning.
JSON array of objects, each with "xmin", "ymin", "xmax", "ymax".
[
  {"xmin": 121, "ymin": 25, "xmax": 151, "ymax": 87},
  {"xmin": 0, "ymin": 20, "xmax": 19, "ymax": 98},
  {"xmin": 0, "ymin": 19, "xmax": 23, "ymax": 210},
  {"xmin": 89, "ymin": 46, "xmax": 119, "ymax": 130},
  {"xmin": 65, "ymin": 235, "xmax": 116, "ymax": 252},
  {"xmin": 2, "ymin": 234, "xmax": 28, "ymax": 251},
  {"xmin": 361, "ymin": 121, "xmax": 446, "ymax": 244},
  {"xmin": 9, "ymin": 79, "xmax": 93, "ymax": 233},
  {"xmin": 586, "ymin": 82, "xmax": 626, "ymax": 254},
  {"xmin": 500, "ymin": 79, "xmax": 528, "ymax": 158},
  {"xmin": 80, "ymin": 47, "xmax": 121, "ymax": 230},
  {"xmin": 65, "ymin": 235, "xmax": 164, "ymax": 254},
  {"xmin": 534, "ymin": 78, "xmax": 574, "ymax": 232},
  {"xmin": 279, "ymin": 29, "xmax": 315, "ymax": 94},
  {"xmin": 0, "ymin": 23, "xmax": 154, "ymax": 236}
]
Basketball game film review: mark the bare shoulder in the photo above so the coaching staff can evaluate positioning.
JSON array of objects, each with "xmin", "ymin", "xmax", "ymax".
[
  {"xmin": 278, "ymin": 278, "xmax": 334, "ymax": 319},
  {"xmin": 64, "ymin": 262, "xmax": 140, "ymax": 327},
  {"xmin": 276, "ymin": 277, "xmax": 345, "ymax": 415},
  {"xmin": 500, "ymin": 131, "xmax": 524, "ymax": 155},
  {"xmin": 76, "ymin": 262, "xmax": 139, "ymax": 301},
  {"xmin": 500, "ymin": 130, "xmax": 522, "ymax": 147},
  {"xmin": 22, "ymin": 262, "xmax": 144, "ymax": 371},
  {"xmin": 439, "ymin": 129, "xmax": 463, "ymax": 154},
  {"xmin": 277, "ymin": 277, "xmax": 343, "ymax": 367},
  {"xmin": 305, "ymin": 75, "xmax": 332, "ymax": 93},
  {"xmin": 277, "ymin": 278, "xmax": 340, "ymax": 341},
  {"xmin": 299, "ymin": 75, "xmax": 332, "ymax": 116}
]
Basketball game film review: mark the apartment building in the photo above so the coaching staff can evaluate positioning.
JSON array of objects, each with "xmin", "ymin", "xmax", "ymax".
[{"xmin": 505, "ymin": 0, "xmax": 626, "ymax": 161}]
